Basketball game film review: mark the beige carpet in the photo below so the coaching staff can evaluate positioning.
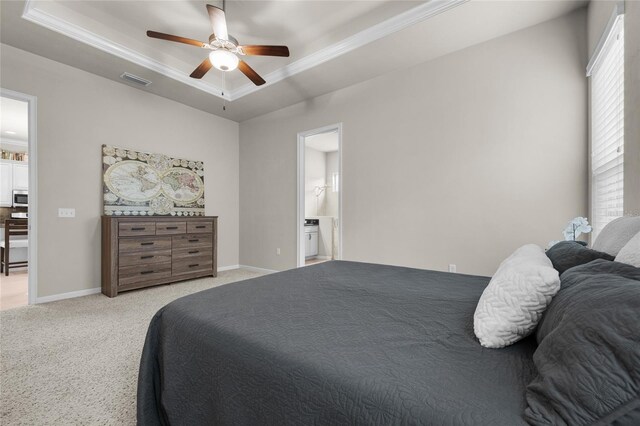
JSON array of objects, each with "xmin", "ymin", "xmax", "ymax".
[{"xmin": 0, "ymin": 269, "xmax": 264, "ymax": 425}]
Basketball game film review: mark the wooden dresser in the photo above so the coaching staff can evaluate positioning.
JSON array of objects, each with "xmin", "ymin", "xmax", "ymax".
[{"xmin": 101, "ymin": 216, "xmax": 217, "ymax": 297}]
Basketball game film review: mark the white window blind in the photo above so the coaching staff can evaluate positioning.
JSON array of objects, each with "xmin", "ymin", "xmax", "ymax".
[{"xmin": 590, "ymin": 16, "xmax": 624, "ymax": 240}]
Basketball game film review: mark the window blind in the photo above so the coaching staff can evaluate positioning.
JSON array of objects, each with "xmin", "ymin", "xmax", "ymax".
[{"xmin": 590, "ymin": 16, "xmax": 624, "ymax": 240}]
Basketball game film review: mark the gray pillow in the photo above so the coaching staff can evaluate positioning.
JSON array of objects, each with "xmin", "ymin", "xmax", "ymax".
[
  {"xmin": 525, "ymin": 260, "xmax": 640, "ymax": 425},
  {"xmin": 545, "ymin": 241, "xmax": 614, "ymax": 274},
  {"xmin": 592, "ymin": 216, "xmax": 640, "ymax": 256}
]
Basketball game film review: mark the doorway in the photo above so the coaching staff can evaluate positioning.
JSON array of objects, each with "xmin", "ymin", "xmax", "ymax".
[
  {"xmin": 0, "ymin": 89, "xmax": 37, "ymax": 309},
  {"xmin": 297, "ymin": 124, "xmax": 342, "ymax": 267}
]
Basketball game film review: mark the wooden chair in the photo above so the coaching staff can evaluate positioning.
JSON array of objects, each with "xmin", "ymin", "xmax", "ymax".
[{"xmin": 0, "ymin": 219, "xmax": 28, "ymax": 276}]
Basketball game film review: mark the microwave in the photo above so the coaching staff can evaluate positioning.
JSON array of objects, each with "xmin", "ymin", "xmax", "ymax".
[{"xmin": 12, "ymin": 190, "xmax": 28, "ymax": 207}]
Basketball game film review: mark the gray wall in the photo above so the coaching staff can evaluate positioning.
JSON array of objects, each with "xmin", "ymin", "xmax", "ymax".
[
  {"xmin": 587, "ymin": 0, "xmax": 615, "ymax": 56},
  {"xmin": 624, "ymin": 1, "xmax": 640, "ymax": 215},
  {"xmin": 1, "ymin": 44, "xmax": 240, "ymax": 298},
  {"xmin": 239, "ymin": 10, "xmax": 588, "ymax": 276}
]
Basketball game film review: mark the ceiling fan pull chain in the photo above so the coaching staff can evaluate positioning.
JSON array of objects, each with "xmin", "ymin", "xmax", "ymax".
[{"xmin": 222, "ymin": 72, "xmax": 226, "ymax": 111}]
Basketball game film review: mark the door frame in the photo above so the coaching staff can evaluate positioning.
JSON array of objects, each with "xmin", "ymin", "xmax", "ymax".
[
  {"xmin": 1, "ymin": 88, "xmax": 38, "ymax": 305},
  {"xmin": 296, "ymin": 123, "xmax": 343, "ymax": 267}
]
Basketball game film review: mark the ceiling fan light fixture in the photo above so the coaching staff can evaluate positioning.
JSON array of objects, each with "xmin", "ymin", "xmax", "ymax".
[
  {"xmin": 147, "ymin": 3, "xmax": 288, "ymax": 85},
  {"xmin": 209, "ymin": 49, "xmax": 239, "ymax": 71}
]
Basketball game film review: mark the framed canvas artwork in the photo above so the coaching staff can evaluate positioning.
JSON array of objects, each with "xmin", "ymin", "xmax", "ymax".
[{"xmin": 102, "ymin": 145, "xmax": 205, "ymax": 216}]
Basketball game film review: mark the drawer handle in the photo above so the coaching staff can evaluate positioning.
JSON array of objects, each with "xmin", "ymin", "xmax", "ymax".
[
  {"xmin": 166, "ymin": 226, "xmax": 178, "ymax": 230},
  {"xmin": 188, "ymin": 264, "xmax": 199, "ymax": 268},
  {"xmin": 188, "ymin": 239, "xmax": 199, "ymax": 243},
  {"xmin": 188, "ymin": 250, "xmax": 200, "ymax": 254},
  {"xmin": 195, "ymin": 225, "xmax": 206, "ymax": 229},
  {"xmin": 141, "ymin": 242, "xmax": 154, "ymax": 246},
  {"xmin": 141, "ymin": 255, "xmax": 154, "ymax": 259},
  {"xmin": 140, "ymin": 270, "xmax": 154, "ymax": 275},
  {"xmin": 131, "ymin": 227, "xmax": 146, "ymax": 231}
]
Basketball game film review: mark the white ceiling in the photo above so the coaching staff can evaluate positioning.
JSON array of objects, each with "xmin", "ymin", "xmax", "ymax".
[
  {"xmin": 0, "ymin": 97, "xmax": 29, "ymax": 142},
  {"xmin": 305, "ymin": 131, "xmax": 338, "ymax": 152},
  {"xmin": 0, "ymin": 0, "xmax": 587, "ymax": 122},
  {"xmin": 24, "ymin": 0, "xmax": 420, "ymax": 93}
]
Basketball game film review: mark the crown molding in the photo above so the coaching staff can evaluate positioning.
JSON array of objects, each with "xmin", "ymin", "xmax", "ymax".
[
  {"xmin": 22, "ymin": 0, "xmax": 468, "ymax": 102},
  {"xmin": 21, "ymin": 0, "xmax": 228, "ymax": 100}
]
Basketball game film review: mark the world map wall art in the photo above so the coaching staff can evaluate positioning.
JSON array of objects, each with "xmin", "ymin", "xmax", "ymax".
[{"xmin": 102, "ymin": 145, "xmax": 205, "ymax": 216}]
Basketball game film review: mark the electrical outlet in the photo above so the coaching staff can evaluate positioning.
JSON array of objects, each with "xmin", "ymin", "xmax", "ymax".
[
  {"xmin": 448, "ymin": 264, "xmax": 457, "ymax": 273},
  {"xmin": 276, "ymin": 248, "xmax": 281, "ymax": 255},
  {"xmin": 58, "ymin": 208, "xmax": 75, "ymax": 218}
]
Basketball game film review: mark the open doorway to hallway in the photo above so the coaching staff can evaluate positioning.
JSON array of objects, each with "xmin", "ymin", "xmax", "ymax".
[
  {"xmin": 0, "ymin": 90, "xmax": 36, "ymax": 310},
  {"xmin": 297, "ymin": 124, "xmax": 342, "ymax": 267}
]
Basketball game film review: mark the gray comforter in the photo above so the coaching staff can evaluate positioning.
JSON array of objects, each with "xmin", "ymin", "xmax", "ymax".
[{"xmin": 138, "ymin": 261, "xmax": 537, "ymax": 425}]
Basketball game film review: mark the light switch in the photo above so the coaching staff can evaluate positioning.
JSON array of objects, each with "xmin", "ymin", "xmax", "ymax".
[{"xmin": 58, "ymin": 208, "xmax": 75, "ymax": 218}]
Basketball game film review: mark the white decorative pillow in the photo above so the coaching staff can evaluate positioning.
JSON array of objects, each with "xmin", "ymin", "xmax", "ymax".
[
  {"xmin": 615, "ymin": 231, "xmax": 640, "ymax": 267},
  {"xmin": 474, "ymin": 244, "xmax": 560, "ymax": 348},
  {"xmin": 592, "ymin": 216, "xmax": 640, "ymax": 256}
]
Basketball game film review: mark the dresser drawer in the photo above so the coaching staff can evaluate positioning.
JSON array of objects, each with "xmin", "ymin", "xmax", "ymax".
[
  {"xmin": 119, "ymin": 236, "xmax": 171, "ymax": 253},
  {"xmin": 172, "ymin": 234, "xmax": 212, "ymax": 249},
  {"xmin": 119, "ymin": 262, "xmax": 171, "ymax": 286},
  {"xmin": 118, "ymin": 222, "xmax": 156, "ymax": 236},
  {"xmin": 187, "ymin": 221, "xmax": 214, "ymax": 233},
  {"xmin": 156, "ymin": 221, "xmax": 186, "ymax": 235},
  {"xmin": 172, "ymin": 247, "xmax": 213, "ymax": 260},
  {"xmin": 119, "ymin": 249, "xmax": 172, "ymax": 267},
  {"xmin": 172, "ymin": 256, "xmax": 213, "ymax": 276}
]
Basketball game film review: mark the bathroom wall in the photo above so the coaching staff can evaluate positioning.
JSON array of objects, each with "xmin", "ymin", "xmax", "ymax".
[
  {"xmin": 325, "ymin": 151, "xmax": 339, "ymax": 219},
  {"xmin": 304, "ymin": 146, "xmax": 326, "ymax": 217}
]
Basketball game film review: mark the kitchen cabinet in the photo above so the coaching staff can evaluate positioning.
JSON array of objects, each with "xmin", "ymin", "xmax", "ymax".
[
  {"xmin": 0, "ymin": 162, "xmax": 11, "ymax": 207},
  {"xmin": 12, "ymin": 163, "xmax": 28, "ymax": 190}
]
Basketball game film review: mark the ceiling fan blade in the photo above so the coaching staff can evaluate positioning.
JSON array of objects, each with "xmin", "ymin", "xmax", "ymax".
[
  {"xmin": 146, "ymin": 30, "xmax": 206, "ymax": 48},
  {"xmin": 190, "ymin": 58, "xmax": 213, "ymax": 79},
  {"xmin": 238, "ymin": 61, "xmax": 266, "ymax": 86},
  {"xmin": 240, "ymin": 45, "xmax": 290, "ymax": 57},
  {"xmin": 206, "ymin": 4, "xmax": 229, "ymax": 40}
]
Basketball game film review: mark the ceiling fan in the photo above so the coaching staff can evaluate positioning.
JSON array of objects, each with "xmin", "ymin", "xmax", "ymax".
[{"xmin": 147, "ymin": 2, "xmax": 290, "ymax": 86}]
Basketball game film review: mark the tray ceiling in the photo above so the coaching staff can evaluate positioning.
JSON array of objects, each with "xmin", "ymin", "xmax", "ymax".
[
  {"xmin": 1, "ymin": 1, "xmax": 587, "ymax": 121},
  {"xmin": 22, "ymin": 0, "xmax": 441, "ymax": 99}
]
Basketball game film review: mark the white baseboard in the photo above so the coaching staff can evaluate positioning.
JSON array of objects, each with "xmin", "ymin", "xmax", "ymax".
[
  {"xmin": 34, "ymin": 265, "xmax": 271, "ymax": 304},
  {"xmin": 35, "ymin": 287, "xmax": 101, "ymax": 304},
  {"xmin": 217, "ymin": 264, "xmax": 240, "ymax": 272},
  {"xmin": 239, "ymin": 265, "xmax": 278, "ymax": 274}
]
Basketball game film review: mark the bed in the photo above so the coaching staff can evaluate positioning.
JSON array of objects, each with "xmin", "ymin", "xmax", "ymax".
[{"xmin": 137, "ymin": 261, "xmax": 539, "ymax": 425}]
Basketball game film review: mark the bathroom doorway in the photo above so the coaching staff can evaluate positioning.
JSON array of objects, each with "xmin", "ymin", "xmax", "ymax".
[{"xmin": 297, "ymin": 124, "xmax": 342, "ymax": 267}]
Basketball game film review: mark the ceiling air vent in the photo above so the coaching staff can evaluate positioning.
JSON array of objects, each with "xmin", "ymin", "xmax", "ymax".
[{"xmin": 120, "ymin": 72, "xmax": 152, "ymax": 87}]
